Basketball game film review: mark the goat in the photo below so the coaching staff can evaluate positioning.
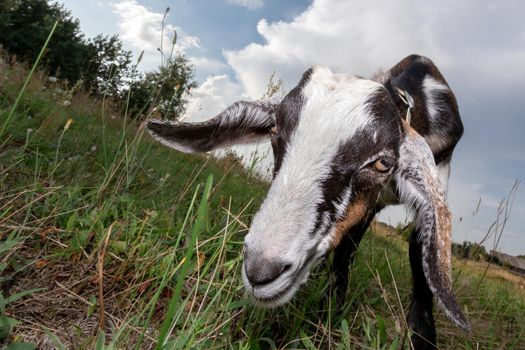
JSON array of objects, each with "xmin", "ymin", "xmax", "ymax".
[{"xmin": 146, "ymin": 55, "xmax": 469, "ymax": 349}]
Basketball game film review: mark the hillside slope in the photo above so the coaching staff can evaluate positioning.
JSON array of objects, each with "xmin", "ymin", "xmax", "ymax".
[{"xmin": 1, "ymin": 58, "xmax": 524, "ymax": 349}]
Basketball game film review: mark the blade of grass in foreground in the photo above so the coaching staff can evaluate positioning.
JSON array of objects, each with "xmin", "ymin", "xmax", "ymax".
[
  {"xmin": 156, "ymin": 174, "xmax": 214, "ymax": 350},
  {"xmin": 133, "ymin": 181, "xmax": 202, "ymax": 350}
]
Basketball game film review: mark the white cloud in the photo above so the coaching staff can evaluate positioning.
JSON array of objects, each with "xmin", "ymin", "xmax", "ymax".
[
  {"xmin": 190, "ymin": 56, "xmax": 230, "ymax": 74},
  {"xmin": 227, "ymin": 0, "xmax": 264, "ymax": 10},
  {"xmin": 182, "ymin": 74, "xmax": 247, "ymax": 122},
  {"xmin": 224, "ymin": 0, "xmax": 525, "ymax": 98},
  {"xmin": 112, "ymin": 0, "xmax": 201, "ymax": 70}
]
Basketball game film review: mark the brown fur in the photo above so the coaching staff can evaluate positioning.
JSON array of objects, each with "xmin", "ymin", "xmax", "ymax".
[
  {"xmin": 432, "ymin": 179, "xmax": 453, "ymax": 287},
  {"xmin": 331, "ymin": 198, "xmax": 369, "ymax": 248},
  {"xmin": 404, "ymin": 119, "xmax": 453, "ymax": 285},
  {"xmin": 401, "ymin": 119, "xmax": 417, "ymax": 136}
]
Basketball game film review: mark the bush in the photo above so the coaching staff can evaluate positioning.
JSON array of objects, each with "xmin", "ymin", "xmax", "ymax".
[{"xmin": 125, "ymin": 55, "xmax": 198, "ymax": 120}]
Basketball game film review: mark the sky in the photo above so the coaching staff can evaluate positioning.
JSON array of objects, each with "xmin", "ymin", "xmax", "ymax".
[{"xmin": 59, "ymin": 0, "xmax": 525, "ymax": 255}]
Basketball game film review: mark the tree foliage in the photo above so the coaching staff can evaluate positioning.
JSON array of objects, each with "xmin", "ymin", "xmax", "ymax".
[
  {"xmin": 126, "ymin": 55, "xmax": 197, "ymax": 120},
  {"xmin": 451, "ymin": 241, "xmax": 488, "ymax": 261},
  {"xmin": 84, "ymin": 34, "xmax": 134, "ymax": 97},
  {"xmin": 0, "ymin": 0, "xmax": 90, "ymax": 83},
  {"xmin": 0, "ymin": 0, "xmax": 198, "ymax": 119}
]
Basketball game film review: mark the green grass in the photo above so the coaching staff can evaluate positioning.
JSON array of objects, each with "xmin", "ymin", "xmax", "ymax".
[{"xmin": 1, "ymin": 56, "xmax": 524, "ymax": 349}]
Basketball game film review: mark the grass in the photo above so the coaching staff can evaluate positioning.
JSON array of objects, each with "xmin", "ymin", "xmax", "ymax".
[{"xmin": 1, "ymin": 54, "xmax": 524, "ymax": 349}]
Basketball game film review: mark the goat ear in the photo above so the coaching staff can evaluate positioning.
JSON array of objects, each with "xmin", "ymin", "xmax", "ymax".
[
  {"xmin": 396, "ymin": 120, "xmax": 469, "ymax": 332},
  {"xmin": 145, "ymin": 101, "xmax": 277, "ymax": 153},
  {"xmin": 379, "ymin": 55, "xmax": 463, "ymax": 162}
]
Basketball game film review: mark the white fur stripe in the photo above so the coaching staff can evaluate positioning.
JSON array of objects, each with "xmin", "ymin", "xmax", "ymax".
[{"xmin": 422, "ymin": 76, "xmax": 450, "ymax": 122}]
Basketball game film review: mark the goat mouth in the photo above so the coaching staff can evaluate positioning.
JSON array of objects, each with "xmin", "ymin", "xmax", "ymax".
[
  {"xmin": 252, "ymin": 284, "xmax": 294, "ymax": 305},
  {"xmin": 248, "ymin": 251, "xmax": 318, "ymax": 307}
]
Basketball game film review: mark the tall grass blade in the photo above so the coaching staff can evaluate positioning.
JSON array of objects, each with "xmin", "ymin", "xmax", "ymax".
[
  {"xmin": 95, "ymin": 330, "xmax": 106, "ymax": 350},
  {"xmin": 156, "ymin": 174, "xmax": 214, "ymax": 349}
]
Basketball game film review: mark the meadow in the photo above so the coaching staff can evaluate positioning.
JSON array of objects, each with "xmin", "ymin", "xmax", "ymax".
[{"xmin": 1, "ymin": 54, "xmax": 525, "ymax": 349}]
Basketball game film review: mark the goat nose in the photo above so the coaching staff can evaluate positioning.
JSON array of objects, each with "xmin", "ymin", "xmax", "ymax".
[{"xmin": 244, "ymin": 257, "xmax": 292, "ymax": 286}]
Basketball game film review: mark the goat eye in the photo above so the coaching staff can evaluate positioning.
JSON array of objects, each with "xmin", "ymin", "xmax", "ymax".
[{"xmin": 373, "ymin": 158, "xmax": 393, "ymax": 173}]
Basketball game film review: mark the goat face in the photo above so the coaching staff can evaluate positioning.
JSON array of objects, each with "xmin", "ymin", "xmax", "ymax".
[
  {"xmin": 146, "ymin": 61, "xmax": 465, "ymax": 329},
  {"xmin": 241, "ymin": 67, "xmax": 403, "ymax": 306}
]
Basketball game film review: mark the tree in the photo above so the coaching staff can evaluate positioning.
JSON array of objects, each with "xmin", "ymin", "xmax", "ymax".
[
  {"xmin": 451, "ymin": 241, "xmax": 488, "ymax": 261},
  {"xmin": 126, "ymin": 54, "xmax": 197, "ymax": 120},
  {"xmin": 0, "ymin": 0, "xmax": 90, "ymax": 83},
  {"xmin": 83, "ymin": 35, "xmax": 133, "ymax": 97},
  {"xmin": 0, "ymin": 0, "xmax": 134, "ymax": 96},
  {"xmin": 0, "ymin": 0, "xmax": 197, "ymax": 117}
]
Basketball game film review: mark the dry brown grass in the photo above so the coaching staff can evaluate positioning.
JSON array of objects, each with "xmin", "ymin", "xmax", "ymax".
[
  {"xmin": 370, "ymin": 220, "xmax": 525, "ymax": 294},
  {"xmin": 4, "ymin": 237, "xmax": 161, "ymax": 349},
  {"xmin": 459, "ymin": 260, "xmax": 525, "ymax": 294}
]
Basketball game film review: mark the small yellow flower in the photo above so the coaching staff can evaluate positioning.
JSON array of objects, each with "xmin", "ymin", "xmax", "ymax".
[{"xmin": 64, "ymin": 118, "xmax": 73, "ymax": 130}]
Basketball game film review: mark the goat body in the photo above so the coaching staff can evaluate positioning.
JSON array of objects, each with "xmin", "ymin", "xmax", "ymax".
[{"xmin": 146, "ymin": 55, "xmax": 468, "ymax": 349}]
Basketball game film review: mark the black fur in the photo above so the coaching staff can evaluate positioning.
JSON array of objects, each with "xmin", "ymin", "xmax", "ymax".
[
  {"xmin": 408, "ymin": 227, "xmax": 437, "ymax": 349},
  {"xmin": 310, "ymin": 93, "xmax": 402, "ymax": 238},
  {"xmin": 271, "ymin": 68, "xmax": 313, "ymax": 176},
  {"xmin": 146, "ymin": 100, "xmax": 276, "ymax": 153},
  {"xmin": 379, "ymin": 54, "xmax": 464, "ymax": 165},
  {"xmin": 329, "ymin": 55, "xmax": 465, "ymax": 348},
  {"xmin": 332, "ymin": 208, "xmax": 381, "ymax": 303}
]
